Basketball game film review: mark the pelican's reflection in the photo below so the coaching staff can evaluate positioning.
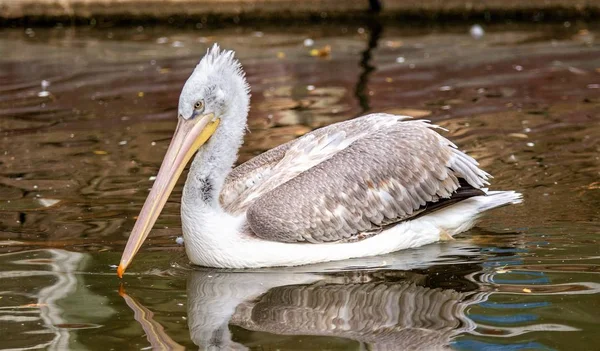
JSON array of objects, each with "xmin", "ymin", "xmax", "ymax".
[{"xmin": 185, "ymin": 270, "xmax": 486, "ymax": 350}]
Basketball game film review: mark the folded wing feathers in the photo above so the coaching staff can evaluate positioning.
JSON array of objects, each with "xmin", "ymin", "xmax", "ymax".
[{"xmin": 241, "ymin": 114, "xmax": 491, "ymax": 243}]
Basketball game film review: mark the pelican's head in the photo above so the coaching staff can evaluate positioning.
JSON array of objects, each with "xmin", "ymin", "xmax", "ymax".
[
  {"xmin": 117, "ymin": 44, "xmax": 249, "ymax": 277},
  {"xmin": 178, "ymin": 44, "xmax": 250, "ymax": 122}
]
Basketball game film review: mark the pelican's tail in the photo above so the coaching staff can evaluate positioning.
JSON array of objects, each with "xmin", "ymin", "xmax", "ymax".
[
  {"xmin": 422, "ymin": 190, "xmax": 523, "ymax": 238},
  {"xmin": 477, "ymin": 190, "xmax": 523, "ymax": 211}
]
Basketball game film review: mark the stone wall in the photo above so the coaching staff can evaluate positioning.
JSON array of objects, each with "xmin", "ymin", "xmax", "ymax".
[{"xmin": 1, "ymin": 0, "xmax": 599, "ymax": 22}]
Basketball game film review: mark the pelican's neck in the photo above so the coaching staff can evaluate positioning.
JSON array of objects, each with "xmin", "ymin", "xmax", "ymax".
[{"xmin": 182, "ymin": 103, "xmax": 248, "ymax": 214}]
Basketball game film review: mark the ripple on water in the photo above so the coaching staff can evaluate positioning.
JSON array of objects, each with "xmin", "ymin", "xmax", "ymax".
[{"xmin": 0, "ymin": 24, "xmax": 599, "ymax": 350}]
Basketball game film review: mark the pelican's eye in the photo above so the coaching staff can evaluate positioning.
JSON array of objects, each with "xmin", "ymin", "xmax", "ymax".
[{"xmin": 193, "ymin": 100, "xmax": 204, "ymax": 111}]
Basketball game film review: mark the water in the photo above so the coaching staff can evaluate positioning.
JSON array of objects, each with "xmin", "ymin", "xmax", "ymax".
[{"xmin": 0, "ymin": 23, "xmax": 599, "ymax": 350}]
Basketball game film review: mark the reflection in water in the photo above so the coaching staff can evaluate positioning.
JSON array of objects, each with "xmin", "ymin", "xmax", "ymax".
[
  {"xmin": 355, "ymin": 19, "xmax": 383, "ymax": 114},
  {"xmin": 119, "ymin": 285, "xmax": 185, "ymax": 351},
  {"xmin": 0, "ymin": 249, "xmax": 110, "ymax": 350},
  {"xmin": 118, "ymin": 266, "xmax": 590, "ymax": 351},
  {"xmin": 185, "ymin": 271, "xmax": 484, "ymax": 351},
  {"xmin": 1, "ymin": 23, "xmax": 599, "ymax": 350},
  {"xmin": 117, "ymin": 238, "xmax": 593, "ymax": 351}
]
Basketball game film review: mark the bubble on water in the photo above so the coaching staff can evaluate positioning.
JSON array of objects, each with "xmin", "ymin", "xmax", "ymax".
[
  {"xmin": 303, "ymin": 38, "xmax": 314, "ymax": 47},
  {"xmin": 176, "ymin": 237, "xmax": 184, "ymax": 245},
  {"xmin": 149, "ymin": 176, "xmax": 157, "ymax": 181},
  {"xmin": 38, "ymin": 91, "xmax": 50, "ymax": 97},
  {"xmin": 527, "ymin": 142, "xmax": 535, "ymax": 147},
  {"xmin": 41, "ymin": 80, "xmax": 50, "ymax": 89},
  {"xmin": 118, "ymin": 140, "xmax": 127, "ymax": 145},
  {"xmin": 306, "ymin": 85, "xmax": 315, "ymax": 91},
  {"xmin": 395, "ymin": 57, "xmax": 405, "ymax": 63},
  {"xmin": 470, "ymin": 24, "xmax": 484, "ymax": 39},
  {"xmin": 439, "ymin": 86, "xmax": 452, "ymax": 91}
]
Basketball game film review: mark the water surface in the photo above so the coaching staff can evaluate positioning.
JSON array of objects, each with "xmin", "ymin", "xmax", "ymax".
[{"xmin": 0, "ymin": 23, "xmax": 599, "ymax": 350}]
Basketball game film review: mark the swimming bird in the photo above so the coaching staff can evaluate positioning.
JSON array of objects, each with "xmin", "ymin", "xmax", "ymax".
[{"xmin": 117, "ymin": 44, "xmax": 521, "ymax": 277}]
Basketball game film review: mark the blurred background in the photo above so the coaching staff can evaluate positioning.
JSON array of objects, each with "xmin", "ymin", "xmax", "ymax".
[{"xmin": 0, "ymin": 1, "xmax": 599, "ymax": 350}]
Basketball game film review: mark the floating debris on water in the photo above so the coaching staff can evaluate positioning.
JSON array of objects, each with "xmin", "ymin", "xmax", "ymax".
[
  {"xmin": 385, "ymin": 40, "xmax": 403, "ymax": 48},
  {"xmin": 526, "ymin": 142, "xmax": 535, "ymax": 147},
  {"xmin": 38, "ymin": 79, "xmax": 51, "ymax": 97},
  {"xmin": 37, "ymin": 198, "xmax": 60, "ymax": 207},
  {"xmin": 395, "ymin": 57, "xmax": 405, "ymax": 63},
  {"xmin": 303, "ymin": 38, "xmax": 314, "ymax": 47},
  {"xmin": 310, "ymin": 45, "xmax": 331, "ymax": 58},
  {"xmin": 384, "ymin": 108, "xmax": 432, "ymax": 118},
  {"xmin": 509, "ymin": 133, "xmax": 528, "ymax": 139}
]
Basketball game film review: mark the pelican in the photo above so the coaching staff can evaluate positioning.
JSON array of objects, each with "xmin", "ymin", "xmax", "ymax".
[{"xmin": 117, "ymin": 44, "xmax": 521, "ymax": 277}]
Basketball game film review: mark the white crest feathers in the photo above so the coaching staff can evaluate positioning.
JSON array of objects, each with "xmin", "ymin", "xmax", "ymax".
[{"xmin": 194, "ymin": 44, "xmax": 248, "ymax": 93}]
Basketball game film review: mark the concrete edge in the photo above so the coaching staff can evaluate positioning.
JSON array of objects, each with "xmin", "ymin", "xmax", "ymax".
[{"xmin": 1, "ymin": 0, "xmax": 599, "ymax": 24}]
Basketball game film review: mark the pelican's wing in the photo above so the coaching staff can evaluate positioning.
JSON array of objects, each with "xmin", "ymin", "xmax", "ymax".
[
  {"xmin": 231, "ymin": 281, "xmax": 472, "ymax": 349},
  {"xmin": 220, "ymin": 141, "xmax": 293, "ymax": 208},
  {"xmin": 240, "ymin": 113, "xmax": 490, "ymax": 243},
  {"xmin": 221, "ymin": 116, "xmax": 379, "ymax": 208},
  {"xmin": 222, "ymin": 116, "xmax": 406, "ymax": 213}
]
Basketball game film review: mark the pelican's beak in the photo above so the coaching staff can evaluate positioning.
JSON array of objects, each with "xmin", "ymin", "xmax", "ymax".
[{"xmin": 117, "ymin": 114, "xmax": 220, "ymax": 278}]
